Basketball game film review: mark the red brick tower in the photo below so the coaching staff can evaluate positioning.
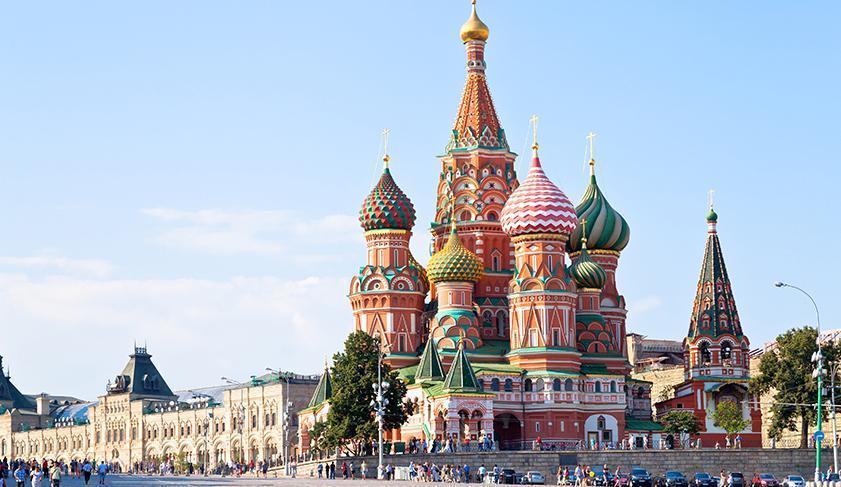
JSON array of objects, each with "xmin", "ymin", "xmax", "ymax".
[{"xmin": 430, "ymin": 1, "xmax": 518, "ymax": 342}]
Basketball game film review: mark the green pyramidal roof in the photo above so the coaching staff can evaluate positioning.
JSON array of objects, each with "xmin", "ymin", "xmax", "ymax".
[
  {"xmin": 307, "ymin": 368, "xmax": 332, "ymax": 408},
  {"xmin": 415, "ymin": 341, "xmax": 445, "ymax": 383},
  {"xmin": 443, "ymin": 343, "xmax": 480, "ymax": 392}
]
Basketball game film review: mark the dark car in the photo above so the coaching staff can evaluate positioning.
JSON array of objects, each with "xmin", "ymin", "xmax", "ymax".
[
  {"xmin": 502, "ymin": 469, "xmax": 517, "ymax": 485},
  {"xmin": 592, "ymin": 467, "xmax": 614, "ymax": 486},
  {"xmin": 729, "ymin": 473, "xmax": 745, "ymax": 487},
  {"xmin": 631, "ymin": 468, "xmax": 653, "ymax": 487},
  {"xmin": 758, "ymin": 474, "xmax": 779, "ymax": 487},
  {"xmin": 615, "ymin": 474, "xmax": 631, "ymax": 487},
  {"xmin": 828, "ymin": 474, "xmax": 840, "ymax": 483},
  {"xmin": 659, "ymin": 471, "xmax": 688, "ymax": 487},
  {"xmin": 693, "ymin": 473, "xmax": 715, "ymax": 487}
]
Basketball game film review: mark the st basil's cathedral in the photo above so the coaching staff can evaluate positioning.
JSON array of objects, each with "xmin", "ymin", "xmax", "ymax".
[{"xmin": 298, "ymin": 2, "xmax": 760, "ymax": 451}]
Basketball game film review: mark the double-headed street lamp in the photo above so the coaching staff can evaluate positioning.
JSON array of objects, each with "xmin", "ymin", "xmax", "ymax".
[
  {"xmin": 775, "ymin": 281, "xmax": 823, "ymax": 481},
  {"xmin": 370, "ymin": 350, "xmax": 389, "ymax": 480},
  {"xmin": 266, "ymin": 367, "xmax": 295, "ymax": 476}
]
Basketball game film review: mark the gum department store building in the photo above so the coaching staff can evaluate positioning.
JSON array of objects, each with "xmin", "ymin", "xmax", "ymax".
[{"xmin": 0, "ymin": 348, "xmax": 318, "ymax": 469}]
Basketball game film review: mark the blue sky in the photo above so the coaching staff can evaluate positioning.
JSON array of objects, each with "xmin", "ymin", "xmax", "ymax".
[{"xmin": 1, "ymin": 1, "xmax": 838, "ymax": 400}]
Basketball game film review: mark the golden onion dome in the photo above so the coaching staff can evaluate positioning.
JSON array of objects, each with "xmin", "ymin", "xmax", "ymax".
[
  {"xmin": 460, "ymin": 1, "xmax": 489, "ymax": 43},
  {"xmin": 427, "ymin": 223, "xmax": 483, "ymax": 283}
]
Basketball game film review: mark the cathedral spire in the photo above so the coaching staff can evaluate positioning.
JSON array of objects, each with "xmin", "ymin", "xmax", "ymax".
[
  {"xmin": 448, "ymin": 0, "xmax": 506, "ymax": 152},
  {"xmin": 688, "ymin": 205, "xmax": 743, "ymax": 340}
]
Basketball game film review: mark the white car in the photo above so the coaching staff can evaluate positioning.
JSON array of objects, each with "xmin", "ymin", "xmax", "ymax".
[
  {"xmin": 782, "ymin": 476, "xmax": 805, "ymax": 487},
  {"xmin": 522, "ymin": 471, "xmax": 546, "ymax": 485}
]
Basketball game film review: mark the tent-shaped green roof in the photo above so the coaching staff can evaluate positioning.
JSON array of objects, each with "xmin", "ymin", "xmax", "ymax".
[
  {"xmin": 307, "ymin": 367, "xmax": 332, "ymax": 408},
  {"xmin": 443, "ymin": 342, "xmax": 480, "ymax": 392},
  {"xmin": 415, "ymin": 341, "xmax": 445, "ymax": 383}
]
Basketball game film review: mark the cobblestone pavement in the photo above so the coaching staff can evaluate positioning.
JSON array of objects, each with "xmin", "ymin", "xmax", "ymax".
[{"xmin": 44, "ymin": 475, "xmax": 419, "ymax": 486}]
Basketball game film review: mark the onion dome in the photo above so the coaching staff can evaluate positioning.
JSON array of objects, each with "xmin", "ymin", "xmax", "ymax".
[
  {"xmin": 460, "ymin": 0, "xmax": 489, "ymax": 43},
  {"xmin": 568, "ymin": 159, "xmax": 630, "ymax": 253},
  {"xmin": 359, "ymin": 159, "xmax": 416, "ymax": 232},
  {"xmin": 568, "ymin": 232, "xmax": 607, "ymax": 290},
  {"xmin": 500, "ymin": 145, "xmax": 578, "ymax": 238},
  {"xmin": 427, "ymin": 223, "xmax": 483, "ymax": 283},
  {"xmin": 707, "ymin": 206, "xmax": 718, "ymax": 223}
]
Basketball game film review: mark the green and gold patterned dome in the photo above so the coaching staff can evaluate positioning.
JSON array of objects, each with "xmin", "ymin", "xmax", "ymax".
[
  {"xmin": 427, "ymin": 223, "xmax": 483, "ymax": 283},
  {"xmin": 359, "ymin": 163, "xmax": 416, "ymax": 232},
  {"xmin": 569, "ymin": 236, "xmax": 607, "ymax": 290},
  {"xmin": 568, "ymin": 160, "xmax": 630, "ymax": 254}
]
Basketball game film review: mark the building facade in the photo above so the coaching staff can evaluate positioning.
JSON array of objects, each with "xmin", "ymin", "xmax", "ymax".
[
  {"xmin": 656, "ymin": 208, "xmax": 762, "ymax": 447},
  {"xmin": 300, "ymin": 2, "xmax": 660, "ymax": 453},
  {"xmin": 0, "ymin": 348, "xmax": 317, "ymax": 470}
]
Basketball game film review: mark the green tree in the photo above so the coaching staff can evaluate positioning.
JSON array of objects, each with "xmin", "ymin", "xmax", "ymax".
[
  {"xmin": 712, "ymin": 400, "xmax": 750, "ymax": 444},
  {"xmin": 660, "ymin": 410, "xmax": 700, "ymax": 448},
  {"xmin": 750, "ymin": 326, "xmax": 838, "ymax": 448},
  {"xmin": 320, "ymin": 331, "xmax": 408, "ymax": 455}
]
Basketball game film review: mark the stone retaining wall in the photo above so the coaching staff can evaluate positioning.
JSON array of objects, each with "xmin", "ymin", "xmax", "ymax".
[{"xmin": 297, "ymin": 449, "xmax": 824, "ymax": 480}]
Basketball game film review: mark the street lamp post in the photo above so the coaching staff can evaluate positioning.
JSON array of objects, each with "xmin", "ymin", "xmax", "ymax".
[
  {"xmin": 266, "ymin": 367, "xmax": 296, "ymax": 476},
  {"xmin": 775, "ymin": 281, "xmax": 824, "ymax": 481},
  {"xmin": 370, "ymin": 349, "xmax": 389, "ymax": 480}
]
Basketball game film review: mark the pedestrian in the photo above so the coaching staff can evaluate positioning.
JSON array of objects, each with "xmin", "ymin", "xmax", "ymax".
[
  {"xmin": 720, "ymin": 470, "xmax": 727, "ymax": 487},
  {"xmin": 31, "ymin": 466, "xmax": 44, "ymax": 487},
  {"xmin": 50, "ymin": 463, "xmax": 62, "ymax": 487},
  {"xmin": 82, "ymin": 460, "xmax": 92, "ymax": 485},
  {"xmin": 14, "ymin": 463, "xmax": 26, "ymax": 487},
  {"xmin": 318, "ymin": 463, "xmax": 324, "ymax": 478}
]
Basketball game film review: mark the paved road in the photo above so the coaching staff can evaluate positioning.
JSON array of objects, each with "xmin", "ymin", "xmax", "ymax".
[{"xmin": 32, "ymin": 476, "xmax": 416, "ymax": 486}]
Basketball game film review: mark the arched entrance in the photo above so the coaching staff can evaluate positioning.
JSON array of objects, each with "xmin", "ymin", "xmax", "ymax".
[{"xmin": 493, "ymin": 413, "xmax": 521, "ymax": 450}]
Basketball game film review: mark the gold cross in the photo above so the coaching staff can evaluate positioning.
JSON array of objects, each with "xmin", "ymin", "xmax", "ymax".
[
  {"xmin": 530, "ymin": 114, "xmax": 539, "ymax": 150},
  {"xmin": 580, "ymin": 218, "xmax": 588, "ymax": 245},
  {"xmin": 381, "ymin": 128, "xmax": 391, "ymax": 167}
]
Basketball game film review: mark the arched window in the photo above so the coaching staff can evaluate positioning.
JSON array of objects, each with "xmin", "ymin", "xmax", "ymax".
[
  {"xmin": 700, "ymin": 343, "xmax": 712, "ymax": 365},
  {"xmin": 536, "ymin": 379, "xmax": 545, "ymax": 392},
  {"xmin": 492, "ymin": 255, "xmax": 500, "ymax": 271},
  {"xmin": 524, "ymin": 379, "xmax": 533, "ymax": 392},
  {"xmin": 597, "ymin": 416, "xmax": 606, "ymax": 430},
  {"xmin": 487, "ymin": 211, "xmax": 498, "ymax": 221},
  {"xmin": 504, "ymin": 378, "xmax": 513, "ymax": 392},
  {"xmin": 477, "ymin": 379, "xmax": 485, "ymax": 392},
  {"xmin": 491, "ymin": 378, "xmax": 500, "ymax": 391},
  {"xmin": 564, "ymin": 379, "xmax": 574, "ymax": 392},
  {"xmin": 459, "ymin": 211, "xmax": 471, "ymax": 221},
  {"xmin": 595, "ymin": 382, "xmax": 602, "ymax": 393},
  {"xmin": 553, "ymin": 379, "xmax": 562, "ymax": 392},
  {"xmin": 610, "ymin": 381, "xmax": 617, "ymax": 393},
  {"xmin": 721, "ymin": 341, "xmax": 733, "ymax": 363}
]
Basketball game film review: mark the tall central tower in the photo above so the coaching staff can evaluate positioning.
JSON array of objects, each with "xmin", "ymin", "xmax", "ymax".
[{"xmin": 431, "ymin": 1, "xmax": 518, "ymax": 342}]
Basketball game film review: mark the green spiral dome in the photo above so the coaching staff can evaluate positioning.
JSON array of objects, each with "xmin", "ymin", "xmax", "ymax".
[
  {"xmin": 568, "ymin": 239, "xmax": 607, "ymax": 290},
  {"xmin": 568, "ymin": 171, "xmax": 630, "ymax": 253}
]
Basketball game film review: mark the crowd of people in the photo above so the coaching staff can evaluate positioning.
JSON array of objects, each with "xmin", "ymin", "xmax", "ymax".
[{"xmin": 0, "ymin": 457, "xmax": 112, "ymax": 486}]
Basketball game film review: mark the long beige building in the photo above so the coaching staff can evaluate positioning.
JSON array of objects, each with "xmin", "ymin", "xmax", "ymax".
[{"xmin": 0, "ymin": 347, "xmax": 318, "ymax": 470}]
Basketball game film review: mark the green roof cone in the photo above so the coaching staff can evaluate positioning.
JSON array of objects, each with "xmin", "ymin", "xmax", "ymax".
[
  {"xmin": 307, "ymin": 366, "xmax": 333, "ymax": 408},
  {"xmin": 443, "ymin": 341, "xmax": 480, "ymax": 392},
  {"xmin": 415, "ymin": 340, "xmax": 446, "ymax": 383}
]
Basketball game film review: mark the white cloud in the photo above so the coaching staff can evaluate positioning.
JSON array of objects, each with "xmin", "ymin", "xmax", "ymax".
[
  {"xmin": 0, "ymin": 255, "xmax": 114, "ymax": 278},
  {"xmin": 141, "ymin": 208, "xmax": 361, "ymax": 258},
  {"xmin": 0, "ymin": 273, "xmax": 352, "ymax": 400}
]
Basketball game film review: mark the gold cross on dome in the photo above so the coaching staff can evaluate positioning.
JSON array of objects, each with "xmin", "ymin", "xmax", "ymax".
[
  {"xmin": 381, "ymin": 128, "xmax": 391, "ymax": 168},
  {"xmin": 586, "ymin": 131, "xmax": 597, "ymax": 175},
  {"xmin": 530, "ymin": 114, "xmax": 539, "ymax": 150}
]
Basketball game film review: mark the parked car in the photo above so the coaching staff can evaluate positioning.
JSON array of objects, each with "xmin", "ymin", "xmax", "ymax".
[
  {"xmin": 501, "ymin": 469, "xmax": 517, "ymax": 484},
  {"xmin": 659, "ymin": 471, "xmax": 688, "ymax": 487},
  {"xmin": 614, "ymin": 474, "xmax": 631, "ymax": 487},
  {"xmin": 692, "ymin": 473, "xmax": 715, "ymax": 487},
  {"xmin": 782, "ymin": 475, "xmax": 805, "ymax": 487},
  {"xmin": 593, "ymin": 466, "xmax": 615, "ymax": 486},
  {"xmin": 630, "ymin": 468, "xmax": 653, "ymax": 487},
  {"xmin": 729, "ymin": 472, "xmax": 745, "ymax": 487},
  {"xmin": 521, "ymin": 471, "xmax": 545, "ymax": 485},
  {"xmin": 758, "ymin": 474, "xmax": 779, "ymax": 487},
  {"xmin": 827, "ymin": 474, "xmax": 840, "ymax": 483}
]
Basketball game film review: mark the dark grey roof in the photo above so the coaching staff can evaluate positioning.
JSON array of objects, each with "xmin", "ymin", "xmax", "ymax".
[
  {"xmin": 0, "ymin": 356, "xmax": 36, "ymax": 411},
  {"xmin": 108, "ymin": 347, "xmax": 176, "ymax": 400}
]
